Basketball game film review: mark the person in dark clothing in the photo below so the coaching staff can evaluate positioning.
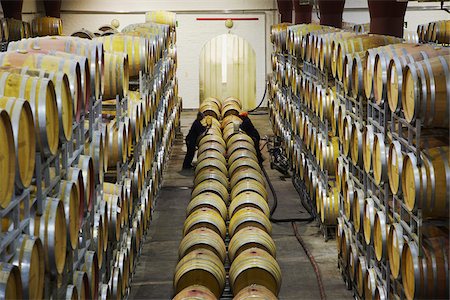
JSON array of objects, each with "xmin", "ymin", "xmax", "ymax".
[
  {"xmin": 239, "ymin": 111, "xmax": 264, "ymax": 164},
  {"xmin": 182, "ymin": 112, "xmax": 207, "ymax": 169}
]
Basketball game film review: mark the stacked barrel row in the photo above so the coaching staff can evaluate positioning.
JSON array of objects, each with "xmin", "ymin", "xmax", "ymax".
[
  {"xmin": 173, "ymin": 97, "xmax": 281, "ymax": 299},
  {"xmin": 173, "ymin": 98, "xmax": 228, "ymax": 299},
  {"xmin": 0, "ymin": 11, "xmax": 180, "ymax": 300},
  {"xmin": 270, "ymin": 22, "xmax": 450, "ymax": 300},
  {"xmin": 417, "ymin": 20, "xmax": 450, "ymax": 44}
]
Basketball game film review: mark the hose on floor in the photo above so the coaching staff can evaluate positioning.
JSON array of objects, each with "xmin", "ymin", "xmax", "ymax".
[
  {"xmin": 248, "ymin": 81, "xmax": 268, "ymax": 114},
  {"xmin": 260, "ymin": 149, "xmax": 326, "ymax": 300},
  {"xmin": 292, "ymin": 221, "xmax": 327, "ymax": 300},
  {"xmin": 262, "ymin": 164, "xmax": 314, "ymax": 223}
]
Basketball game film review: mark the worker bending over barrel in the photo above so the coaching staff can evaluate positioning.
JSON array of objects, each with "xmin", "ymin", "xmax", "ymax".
[
  {"xmin": 239, "ymin": 111, "xmax": 264, "ymax": 164},
  {"xmin": 182, "ymin": 112, "xmax": 207, "ymax": 169}
]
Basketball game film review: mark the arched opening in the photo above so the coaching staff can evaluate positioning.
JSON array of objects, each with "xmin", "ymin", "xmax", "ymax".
[{"xmin": 199, "ymin": 33, "xmax": 257, "ymax": 110}]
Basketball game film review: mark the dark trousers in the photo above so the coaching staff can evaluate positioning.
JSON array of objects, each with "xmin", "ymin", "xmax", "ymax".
[
  {"xmin": 183, "ymin": 139, "xmax": 196, "ymax": 168},
  {"xmin": 254, "ymin": 138, "xmax": 264, "ymax": 164}
]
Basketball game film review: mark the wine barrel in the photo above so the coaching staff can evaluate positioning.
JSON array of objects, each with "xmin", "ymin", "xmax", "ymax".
[
  {"xmin": 73, "ymin": 271, "xmax": 91, "ymax": 300},
  {"xmin": 401, "ymin": 146, "xmax": 449, "ymax": 218},
  {"xmin": 230, "ymin": 167, "xmax": 265, "ymax": 190},
  {"xmin": 92, "ymin": 212, "xmax": 104, "ymax": 269},
  {"xmin": 107, "ymin": 120, "xmax": 127, "ymax": 168},
  {"xmin": 99, "ymin": 284, "xmax": 110, "ymax": 300},
  {"xmin": 31, "ymin": 17, "xmax": 62, "ymax": 36},
  {"xmin": 233, "ymin": 284, "xmax": 278, "ymax": 300},
  {"xmin": 65, "ymin": 285, "xmax": 78, "ymax": 300},
  {"xmin": 402, "ymin": 55, "xmax": 449, "ymax": 128},
  {"xmin": 0, "ymin": 18, "xmax": 25, "ymax": 42},
  {"xmin": 67, "ymin": 167, "xmax": 85, "ymax": 229},
  {"xmin": 199, "ymin": 134, "xmax": 226, "ymax": 149},
  {"xmin": 352, "ymin": 192, "xmax": 366, "ymax": 233},
  {"xmin": 174, "ymin": 249, "xmax": 226, "ymax": 298},
  {"xmin": 355, "ymin": 255, "xmax": 367, "ymax": 297},
  {"xmin": 231, "ymin": 179, "xmax": 268, "ymax": 201},
  {"xmin": 229, "ymin": 248, "xmax": 281, "ymax": 296},
  {"xmin": 78, "ymin": 155, "xmax": 95, "ymax": 212},
  {"xmin": 319, "ymin": 31, "xmax": 357, "ymax": 71},
  {"xmin": 103, "ymin": 52, "xmax": 129, "ymax": 99},
  {"xmin": 85, "ymin": 131, "xmax": 104, "ymax": 184},
  {"xmin": 183, "ymin": 207, "xmax": 227, "ymax": 239},
  {"xmin": 401, "ymin": 226, "xmax": 449, "ymax": 300},
  {"xmin": 12, "ymin": 235, "xmax": 44, "ymax": 299},
  {"xmin": 194, "ymin": 167, "xmax": 228, "ymax": 189},
  {"xmin": 115, "ymin": 250, "xmax": 128, "ymax": 295},
  {"xmin": 364, "ymin": 268, "xmax": 377, "ymax": 300},
  {"xmin": 0, "ymin": 71, "xmax": 58, "ymax": 156},
  {"xmin": 98, "ymin": 34, "xmax": 149, "ymax": 77},
  {"xmin": 350, "ymin": 121, "xmax": 363, "ymax": 166},
  {"xmin": 71, "ymin": 29, "xmax": 96, "ymax": 40},
  {"xmin": 229, "ymin": 158, "xmax": 261, "ymax": 178},
  {"xmin": 387, "ymin": 223, "xmax": 404, "ymax": 279},
  {"xmin": 110, "ymin": 267, "xmax": 122, "ymax": 300},
  {"xmin": 432, "ymin": 20, "xmax": 450, "ymax": 44},
  {"xmin": 320, "ymin": 187, "xmax": 339, "ymax": 225},
  {"xmin": 362, "ymin": 125, "xmax": 374, "ymax": 173},
  {"xmin": 373, "ymin": 211, "xmax": 388, "ymax": 261},
  {"xmin": 30, "ymin": 198, "xmax": 66, "ymax": 275},
  {"xmin": 228, "ymin": 226, "xmax": 276, "ymax": 262},
  {"xmin": 0, "ymin": 97, "xmax": 34, "ymax": 190},
  {"xmin": 363, "ymin": 198, "xmax": 375, "ymax": 245},
  {"xmin": 145, "ymin": 10, "xmax": 176, "ymax": 28},
  {"xmin": 59, "ymin": 180, "xmax": 80, "ymax": 250},
  {"xmin": 387, "ymin": 46, "xmax": 449, "ymax": 113},
  {"xmin": 196, "ymin": 151, "xmax": 227, "ymax": 169},
  {"xmin": 178, "ymin": 227, "xmax": 227, "ymax": 263},
  {"xmin": 0, "ymin": 51, "xmax": 83, "ymax": 123},
  {"xmin": 187, "ymin": 193, "xmax": 227, "ymax": 221},
  {"xmin": 82, "ymin": 251, "xmax": 99, "ymax": 300},
  {"xmin": 173, "ymin": 285, "xmax": 216, "ymax": 300},
  {"xmin": 372, "ymin": 133, "xmax": 388, "ymax": 185},
  {"xmin": 191, "ymin": 180, "xmax": 229, "ymax": 204},
  {"xmin": 228, "ymin": 191, "xmax": 269, "ymax": 219},
  {"xmin": 228, "ymin": 207, "xmax": 272, "ymax": 238},
  {"xmin": 198, "ymin": 141, "xmax": 226, "ymax": 157},
  {"xmin": 0, "ymin": 263, "xmax": 22, "ymax": 299}
]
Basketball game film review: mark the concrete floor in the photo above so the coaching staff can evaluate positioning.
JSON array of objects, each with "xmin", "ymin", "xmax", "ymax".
[{"xmin": 129, "ymin": 111, "xmax": 353, "ymax": 300}]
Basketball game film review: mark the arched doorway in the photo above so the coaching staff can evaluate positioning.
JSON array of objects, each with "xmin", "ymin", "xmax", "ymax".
[{"xmin": 199, "ymin": 33, "xmax": 256, "ymax": 110}]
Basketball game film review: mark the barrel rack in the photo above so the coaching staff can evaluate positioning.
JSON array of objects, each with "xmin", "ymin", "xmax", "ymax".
[{"xmin": 0, "ymin": 35, "xmax": 181, "ymax": 298}]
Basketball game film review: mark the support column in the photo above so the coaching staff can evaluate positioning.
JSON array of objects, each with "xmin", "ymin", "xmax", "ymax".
[
  {"xmin": 1, "ymin": 0, "xmax": 23, "ymax": 20},
  {"xmin": 368, "ymin": 0, "xmax": 408, "ymax": 38},
  {"xmin": 318, "ymin": 0, "xmax": 345, "ymax": 28},
  {"xmin": 293, "ymin": 0, "xmax": 312, "ymax": 24},
  {"xmin": 40, "ymin": 0, "xmax": 62, "ymax": 18},
  {"xmin": 277, "ymin": 0, "xmax": 293, "ymax": 23}
]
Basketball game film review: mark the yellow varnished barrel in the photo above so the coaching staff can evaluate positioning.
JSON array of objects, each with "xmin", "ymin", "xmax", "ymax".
[
  {"xmin": 228, "ymin": 150, "xmax": 258, "ymax": 167},
  {"xmin": 174, "ymin": 249, "xmax": 226, "ymax": 298},
  {"xmin": 229, "ymin": 207, "xmax": 272, "ymax": 238},
  {"xmin": 173, "ymin": 285, "xmax": 216, "ymax": 300},
  {"xmin": 196, "ymin": 151, "xmax": 227, "ymax": 169},
  {"xmin": 229, "ymin": 158, "xmax": 262, "ymax": 178},
  {"xmin": 387, "ymin": 223, "xmax": 404, "ymax": 279},
  {"xmin": 373, "ymin": 211, "xmax": 388, "ymax": 261},
  {"xmin": 228, "ymin": 191, "xmax": 269, "ymax": 219},
  {"xmin": 78, "ymin": 155, "xmax": 95, "ymax": 212},
  {"xmin": 191, "ymin": 180, "xmax": 229, "ymax": 205},
  {"xmin": 0, "ymin": 71, "xmax": 58, "ymax": 156},
  {"xmin": 227, "ymin": 141, "xmax": 256, "ymax": 159},
  {"xmin": 71, "ymin": 29, "xmax": 96, "ymax": 40},
  {"xmin": 401, "ymin": 146, "xmax": 449, "ymax": 218},
  {"xmin": 0, "ymin": 109, "xmax": 15, "ymax": 208},
  {"xmin": 401, "ymin": 226, "xmax": 449, "ymax": 300},
  {"xmin": 187, "ymin": 192, "xmax": 228, "ymax": 221},
  {"xmin": 194, "ymin": 168, "xmax": 228, "ymax": 190},
  {"xmin": 31, "ymin": 17, "xmax": 62, "ymax": 36},
  {"xmin": 110, "ymin": 267, "xmax": 122, "ymax": 300},
  {"xmin": 178, "ymin": 227, "xmax": 227, "ymax": 263},
  {"xmin": 198, "ymin": 142, "xmax": 226, "ymax": 157},
  {"xmin": 229, "ymin": 248, "xmax": 281, "ymax": 296},
  {"xmin": 222, "ymin": 115, "xmax": 242, "ymax": 130},
  {"xmin": 200, "ymin": 104, "xmax": 220, "ymax": 120},
  {"xmin": 107, "ymin": 120, "xmax": 127, "ymax": 168},
  {"xmin": 103, "ymin": 52, "xmax": 129, "ymax": 99},
  {"xmin": 183, "ymin": 207, "xmax": 227, "ymax": 239},
  {"xmin": 92, "ymin": 212, "xmax": 104, "ymax": 270},
  {"xmin": 145, "ymin": 10, "xmax": 177, "ymax": 28},
  {"xmin": 230, "ymin": 167, "xmax": 265, "ymax": 190},
  {"xmin": 30, "ymin": 198, "xmax": 67, "ymax": 275},
  {"xmin": 12, "ymin": 235, "xmax": 44, "ymax": 300},
  {"xmin": 0, "ymin": 97, "xmax": 34, "ymax": 190},
  {"xmin": 82, "ymin": 251, "xmax": 99, "ymax": 300},
  {"xmin": 222, "ymin": 103, "xmax": 241, "ymax": 119},
  {"xmin": 73, "ymin": 270, "xmax": 91, "ymax": 300},
  {"xmin": 226, "ymin": 133, "xmax": 253, "ymax": 148},
  {"xmin": 198, "ymin": 134, "xmax": 226, "ymax": 149},
  {"xmin": 372, "ymin": 133, "xmax": 387, "ymax": 185},
  {"xmin": 0, "ymin": 262, "xmax": 23, "ymax": 300},
  {"xmin": 228, "ymin": 226, "xmax": 276, "ymax": 262},
  {"xmin": 98, "ymin": 34, "xmax": 149, "ymax": 77},
  {"xmin": 67, "ymin": 167, "xmax": 85, "ymax": 230},
  {"xmin": 231, "ymin": 179, "xmax": 268, "ymax": 201},
  {"xmin": 59, "ymin": 180, "xmax": 79, "ymax": 250},
  {"xmin": 320, "ymin": 187, "xmax": 339, "ymax": 225},
  {"xmin": 233, "ymin": 284, "xmax": 278, "ymax": 300},
  {"xmin": 84, "ymin": 130, "xmax": 104, "ymax": 184},
  {"xmin": 65, "ymin": 285, "xmax": 78, "ymax": 300}
]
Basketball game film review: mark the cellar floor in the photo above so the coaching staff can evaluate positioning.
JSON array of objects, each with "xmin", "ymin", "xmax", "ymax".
[{"xmin": 129, "ymin": 111, "xmax": 353, "ymax": 300}]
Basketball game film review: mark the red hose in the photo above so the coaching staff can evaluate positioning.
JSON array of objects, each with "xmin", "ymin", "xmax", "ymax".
[{"xmin": 292, "ymin": 221, "xmax": 327, "ymax": 300}]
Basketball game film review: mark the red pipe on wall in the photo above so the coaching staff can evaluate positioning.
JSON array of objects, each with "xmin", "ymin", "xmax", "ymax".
[
  {"xmin": 368, "ymin": 0, "xmax": 408, "ymax": 38},
  {"xmin": 1, "ymin": 0, "xmax": 23, "ymax": 20},
  {"xmin": 293, "ymin": 1, "xmax": 312, "ymax": 24},
  {"xmin": 318, "ymin": 0, "xmax": 345, "ymax": 28},
  {"xmin": 277, "ymin": 0, "xmax": 293, "ymax": 23}
]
